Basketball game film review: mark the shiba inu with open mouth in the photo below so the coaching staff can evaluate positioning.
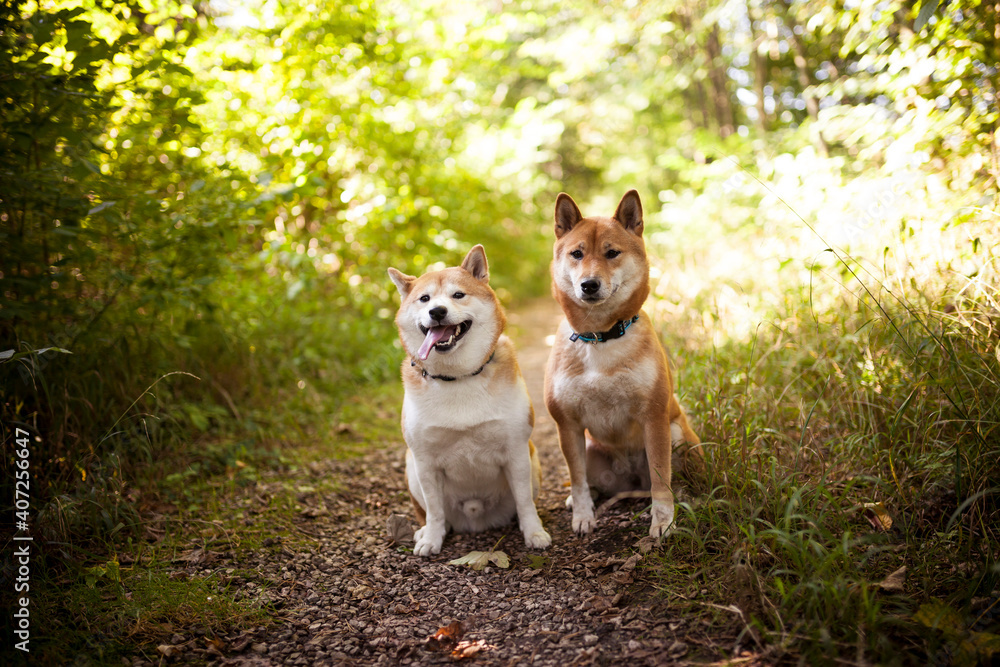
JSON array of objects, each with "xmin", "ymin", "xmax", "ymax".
[
  {"xmin": 388, "ymin": 245, "xmax": 552, "ymax": 556},
  {"xmin": 543, "ymin": 190, "xmax": 703, "ymax": 539}
]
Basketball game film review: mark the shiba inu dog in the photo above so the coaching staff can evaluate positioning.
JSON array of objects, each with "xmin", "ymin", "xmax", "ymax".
[
  {"xmin": 543, "ymin": 190, "xmax": 702, "ymax": 539},
  {"xmin": 388, "ymin": 245, "xmax": 552, "ymax": 557}
]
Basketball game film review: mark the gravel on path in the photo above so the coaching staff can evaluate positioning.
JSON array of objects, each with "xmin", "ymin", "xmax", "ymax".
[{"xmin": 139, "ymin": 300, "xmax": 734, "ymax": 666}]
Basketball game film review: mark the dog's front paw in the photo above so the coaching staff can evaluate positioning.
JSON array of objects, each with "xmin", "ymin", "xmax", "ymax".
[
  {"xmin": 649, "ymin": 503, "xmax": 675, "ymax": 539},
  {"xmin": 524, "ymin": 527, "xmax": 552, "ymax": 549},
  {"xmin": 569, "ymin": 489, "xmax": 596, "ymax": 534},
  {"xmin": 413, "ymin": 526, "xmax": 443, "ymax": 557},
  {"xmin": 572, "ymin": 509, "xmax": 596, "ymax": 534},
  {"xmin": 649, "ymin": 521, "xmax": 675, "ymax": 539}
]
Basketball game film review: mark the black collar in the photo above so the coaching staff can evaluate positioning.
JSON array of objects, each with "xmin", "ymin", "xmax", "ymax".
[
  {"xmin": 569, "ymin": 315, "xmax": 640, "ymax": 344},
  {"xmin": 411, "ymin": 351, "xmax": 495, "ymax": 382}
]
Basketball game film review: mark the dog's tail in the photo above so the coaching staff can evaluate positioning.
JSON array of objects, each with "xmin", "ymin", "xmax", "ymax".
[{"xmin": 460, "ymin": 499, "xmax": 484, "ymax": 520}]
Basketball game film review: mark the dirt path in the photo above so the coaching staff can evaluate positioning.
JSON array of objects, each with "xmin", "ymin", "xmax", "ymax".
[{"xmin": 158, "ymin": 300, "xmax": 730, "ymax": 666}]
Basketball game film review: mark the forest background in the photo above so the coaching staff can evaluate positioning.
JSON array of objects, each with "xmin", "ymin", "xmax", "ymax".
[{"xmin": 1, "ymin": 0, "xmax": 998, "ymax": 663}]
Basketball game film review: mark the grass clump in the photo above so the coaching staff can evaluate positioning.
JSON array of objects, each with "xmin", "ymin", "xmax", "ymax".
[
  {"xmin": 25, "ymin": 557, "xmax": 272, "ymax": 666},
  {"xmin": 645, "ymin": 153, "xmax": 1000, "ymax": 664}
]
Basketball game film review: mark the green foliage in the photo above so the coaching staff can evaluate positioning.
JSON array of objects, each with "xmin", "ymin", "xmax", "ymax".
[
  {"xmin": 1, "ymin": 0, "xmax": 998, "ymax": 663},
  {"xmin": 1, "ymin": 0, "xmax": 554, "ymax": 550},
  {"xmin": 26, "ymin": 553, "xmax": 271, "ymax": 665},
  {"xmin": 643, "ymin": 141, "xmax": 998, "ymax": 662}
]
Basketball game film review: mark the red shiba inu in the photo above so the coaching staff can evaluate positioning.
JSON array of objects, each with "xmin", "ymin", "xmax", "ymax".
[
  {"xmin": 543, "ymin": 190, "xmax": 702, "ymax": 539},
  {"xmin": 388, "ymin": 245, "xmax": 552, "ymax": 556}
]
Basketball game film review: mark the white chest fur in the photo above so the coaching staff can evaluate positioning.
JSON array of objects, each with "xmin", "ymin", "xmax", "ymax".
[
  {"xmin": 403, "ymin": 372, "xmax": 531, "ymax": 476},
  {"xmin": 549, "ymin": 319, "xmax": 659, "ymax": 449}
]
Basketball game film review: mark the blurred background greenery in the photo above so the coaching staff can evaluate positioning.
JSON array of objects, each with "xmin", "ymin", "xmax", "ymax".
[{"xmin": 1, "ymin": 0, "xmax": 998, "ymax": 662}]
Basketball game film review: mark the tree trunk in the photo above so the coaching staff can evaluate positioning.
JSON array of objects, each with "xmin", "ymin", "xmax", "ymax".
[
  {"xmin": 748, "ymin": 6, "xmax": 770, "ymax": 132},
  {"xmin": 705, "ymin": 25, "xmax": 735, "ymax": 138},
  {"xmin": 777, "ymin": 0, "xmax": 828, "ymax": 156},
  {"xmin": 673, "ymin": 8, "xmax": 712, "ymax": 131}
]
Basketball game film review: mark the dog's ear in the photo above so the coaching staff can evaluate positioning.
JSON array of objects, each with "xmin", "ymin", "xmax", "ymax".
[
  {"xmin": 388, "ymin": 268, "xmax": 416, "ymax": 297},
  {"xmin": 613, "ymin": 189, "xmax": 644, "ymax": 236},
  {"xmin": 554, "ymin": 193, "xmax": 583, "ymax": 239},
  {"xmin": 460, "ymin": 244, "xmax": 489, "ymax": 283}
]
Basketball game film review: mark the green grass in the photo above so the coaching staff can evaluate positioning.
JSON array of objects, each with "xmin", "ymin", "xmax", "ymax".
[
  {"xmin": 642, "ymin": 161, "xmax": 1000, "ymax": 664},
  {"xmin": 648, "ymin": 288, "xmax": 1000, "ymax": 663},
  {"xmin": 5, "ymin": 384, "xmax": 402, "ymax": 664},
  {"xmin": 24, "ymin": 556, "xmax": 272, "ymax": 666}
]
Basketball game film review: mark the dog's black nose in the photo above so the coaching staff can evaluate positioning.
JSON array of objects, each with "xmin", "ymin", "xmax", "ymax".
[
  {"xmin": 580, "ymin": 279, "xmax": 601, "ymax": 295},
  {"xmin": 429, "ymin": 306, "xmax": 448, "ymax": 322}
]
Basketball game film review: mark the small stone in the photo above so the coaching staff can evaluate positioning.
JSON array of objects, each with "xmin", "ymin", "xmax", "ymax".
[
  {"xmin": 583, "ymin": 634, "xmax": 599, "ymax": 646},
  {"xmin": 251, "ymin": 643, "xmax": 267, "ymax": 654}
]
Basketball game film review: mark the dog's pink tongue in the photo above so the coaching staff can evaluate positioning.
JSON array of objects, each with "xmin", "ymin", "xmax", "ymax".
[{"xmin": 417, "ymin": 326, "xmax": 451, "ymax": 360}]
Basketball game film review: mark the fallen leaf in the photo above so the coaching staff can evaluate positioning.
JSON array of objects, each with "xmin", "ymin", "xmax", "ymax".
[
  {"xmin": 451, "ymin": 639, "xmax": 490, "ymax": 660},
  {"xmin": 524, "ymin": 554, "xmax": 551, "ymax": 570},
  {"xmin": 961, "ymin": 631, "xmax": 1000, "ymax": 663},
  {"xmin": 426, "ymin": 621, "xmax": 465, "ymax": 651},
  {"xmin": 349, "ymin": 584, "xmax": 374, "ymax": 599},
  {"xmin": 667, "ymin": 640, "xmax": 688, "ymax": 658},
  {"xmin": 612, "ymin": 570, "xmax": 634, "ymax": 585},
  {"xmin": 862, "ymin": 502, "xmax": 893, "ymax": 531},
  {"xmin": 156, "ymin": 644, "xmax": 180, "ymax": 657},
  {"xmin": 915, "ymin": 601, "xmax": 1000, "ymax": 663},
  {"xmin": 299, "ymin": 505, "xmax": 329, "ymax": 518},
  {"xmin": 878, "ymin": 565, "xmax": 907, "ymax": 593},
  {"xmin": 915, "ymin": 600, "xmax": 966, "ymax": 635},
  {"xmin": 579, "ymin": 595, "xmax": 615, "ymax": 612},
  {"xmin": 620, "ymin": 554, "xmax": 642, "ymax": 573},
  {"xmin": 386, "ymin": 514, "xmax": 414, "ymax": 544},
  {"xmin": 634, "ymin": 536, "xmax": 658, "ymax": 554},
  {"xmin": 602, "ymin": 556, "xmax": 626, "ymax": 568},
  {"xmin": 448, "ymin": 549, "xmax": 510, "ymax": 571},
  {"xmin": 230, "ymin": 635, "xmax": 252, "ymax": 652}
]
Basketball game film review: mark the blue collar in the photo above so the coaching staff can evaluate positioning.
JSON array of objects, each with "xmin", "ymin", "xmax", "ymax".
[{"xmin": 569, "ymin": 315, "xmax": 640, "ymax": 344}]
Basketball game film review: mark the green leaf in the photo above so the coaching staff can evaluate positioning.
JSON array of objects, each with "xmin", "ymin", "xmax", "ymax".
[
  {"xmin": 915, "ymin": 600, "xmax": 965, "ymax": 636},
  {"xmin": 914, "ymin": 0, "xmax": 940, "ymax": 32},
  {"xmin": 525, "ymin": 554, "xmax": 551, "ymax": 569},
  {"xmin": 29, "ymin": 14, "xmax": 56, "ymax": 46},
  {"xmin": 77, "ymin": 157, "xmax": 100, "ymax": 174},
  {"xmin": 84, "ymin": 564, "xmax": 106, "ymax": 588},
  {"xmin": 0, "ymin": 347, "xmax": 72, "ymax": 363},
  {"xmin": 88, "ymin": 201, "xmax": 116, "ymax": 215}
]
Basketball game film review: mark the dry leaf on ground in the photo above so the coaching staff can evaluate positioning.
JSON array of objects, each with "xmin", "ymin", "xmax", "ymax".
[
  {"xmin": 426, "ymin": 620, "xmax": 466, "ymax": 651},
  {"xmin": 862, "ymin": 502, "xmax": 893, "ymax": 531},
  {"xmin": 386, "ymin": 513, "xmax": 414, "ymax": 544},
  {"xmin": 451, "ymin": 639, "xmax": 492, "ymax": 660},
  {"xmin": 878, "ymin": 565, "xmax": 907, "ymax": 593},
  {"xmin": 448, "ymin": 549, "xmax": 510, "ymax": 570},
  {"xmin": 156, "ymin": 644, "xmax": 180, "ymax": 657}
]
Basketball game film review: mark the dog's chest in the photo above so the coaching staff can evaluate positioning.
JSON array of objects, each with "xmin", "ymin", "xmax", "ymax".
[
  {"xmin": 403, "ymin": 379, "xmax": 530, "ymax": 452},
  {"xmin": 551, "ymin": 338, "xmax": 658, "ymax": 436}
]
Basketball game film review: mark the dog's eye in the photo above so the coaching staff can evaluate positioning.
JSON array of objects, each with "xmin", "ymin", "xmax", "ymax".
[
  {"xmin": 570, "ymin": 249, "xmax": 584, "ymax": 260},
  {"xmin": 453, "ymin": 292, "xmax": 465, "ymax": 299},
  {"xmin": 419, "ymin": 295, "xmax": 430, "ymax": 302},
  {"xmin": 605, "ymin": 249, "xmax": 621, "ymax": 259}
]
